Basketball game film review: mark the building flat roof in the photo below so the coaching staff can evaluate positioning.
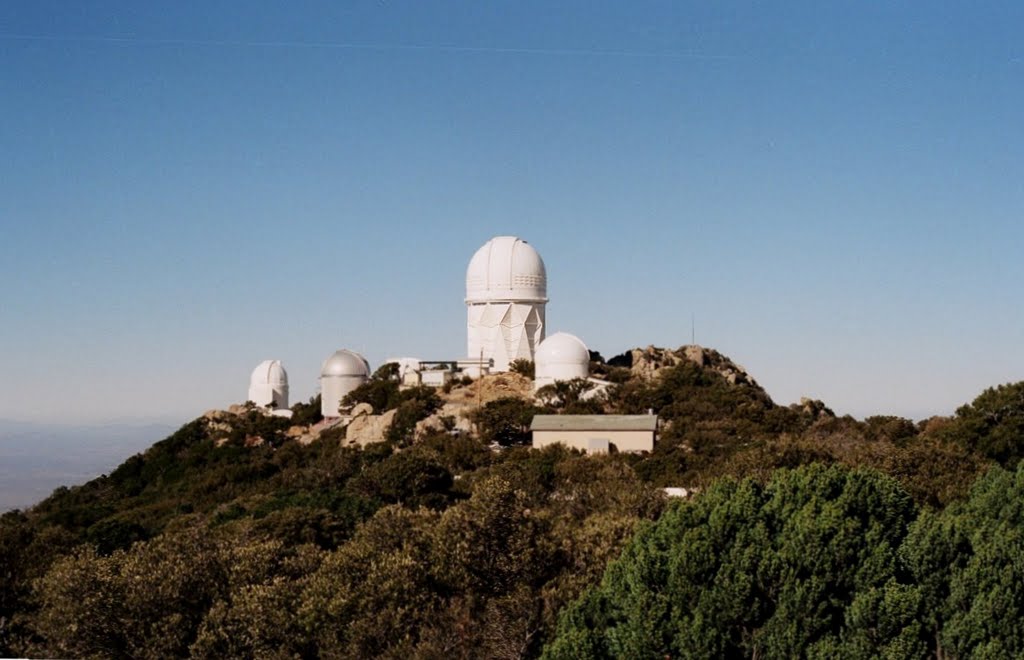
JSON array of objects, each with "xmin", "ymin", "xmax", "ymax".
[{"xmin": 530, "ymin": 414, "xmax": 658, "ymax": 432}]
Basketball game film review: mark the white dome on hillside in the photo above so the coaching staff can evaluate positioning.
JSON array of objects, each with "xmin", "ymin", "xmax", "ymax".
[
  {"xmin": 320, "ymin": 350, "xmax": 370, "ymax": 378},
  {"xmin": 320, "ymin": 349, "xmax": 370, "ymax": 418},
  {"xmin": 535, "ymin": 333, "xmax": 589, "ymax": 389},
  {"xmin": 465, "ymin": 236, "xmax": 548, "ymax": 372},
  {"xmin": 250, "ymin": 360, "xmax": 288, "ymax": 386},
  {"xmin": 466, "ymin": 236, "xmax": 547, "ymax": 303},
  {"xmin": 248, "ymin": 360, "xmax": 289, "ymax": 409}
]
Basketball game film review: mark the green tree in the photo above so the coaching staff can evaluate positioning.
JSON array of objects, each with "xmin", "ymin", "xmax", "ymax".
[
  {"xmin": 190, "ymin": 543, "xmax": 325, "ymax": 659},
  {"xmin": 385, "ymin": 386, "xmax": 442, "ymax": 445},
  {"xmin": 510, "ymin": 359, "xmax": 535, "ymax": 379},
  {"xmin": 342, "ymin": 379, "xmax": 400, "ymax": 413},
  {"xmin": 903, "ymin": 464, "xmax": 1024, "ymax": 658},
  {"xmin": 432, "ymin": 476, "xmax": 543, "ymax": 598},
  {"xmin": 35, "ymin": 529, "xmax": 227, "ymax": 659},
  {"xmin": 347, "ymin": 450, "xmax": 453, "ymax": 508},
  {"xmin": 535, "ymin": 378, "xmax": 601, "ymax": 413},
  {"xmin": 544, "ymin": 464, "xmax": 924, "ymax": 659},
  {"xmin": 470, "ymin": 397, "xmax": 547, "ymax": 447},
  {"xmin": 290, "ymin": 394, "xmax": 324, "ymax": 426},
  {"xmin": 935, "ymin": 381, "xmax": 1024, "ymax": 466},
  {"xmin": 864, "ymin": 415, "xmax": 918, "ymax": 445},
  {"xmin": 298, "ymin": 506, "xmax": 441, "ymax": 657},
  {"xmin": 371, "ymin": 362, "xmax": 401, "ymax": 382}
]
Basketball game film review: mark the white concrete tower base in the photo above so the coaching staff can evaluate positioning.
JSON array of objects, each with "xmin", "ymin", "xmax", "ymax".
[{"xmin": 467, "ymin": 301, "xmax": 545, "ymax": 372}]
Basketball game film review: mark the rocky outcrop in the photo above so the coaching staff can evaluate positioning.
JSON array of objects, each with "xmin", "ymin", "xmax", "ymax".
[
  {"xmin": 344, "ymin": 409, "xmax": 398, "ymax": 447},
  {"xmin": 791, "ymin": 397, "xmax": 835, "ymax": 420},
  {"xmin": 295, "ymin": 418, "xmax": 345, "ymax": 446},
  {"xmin": 350, "ymin": 402, "xmax": 374, "ymax": 418},
  {"xmin": 629, "ymin": 345, "xmax": 761, "ymax": 389},
  {"xmin": 416, "ymin": 373, "xmax": 533, "ymax": 439},
  {"xmin": 442, "ymin": 372, "xmax": 533, "ymax": 406},
  {"xmin": 244, "ymin": 435, "xmax": 265, "ymax": 448},
  {"xmin": 415, "ymin": 402, "xmax": 474, "ymax": 437},
  {"xmin": 203, "ymin": 409, "xmax": 238, "ymax": 445}
]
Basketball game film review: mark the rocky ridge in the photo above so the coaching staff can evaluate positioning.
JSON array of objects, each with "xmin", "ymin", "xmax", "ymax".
[
  {"xmin": 628, "ymin": 345, "xmax": 761, "ymax": 388},
  {"xmin": 202, "ymin": 347, "xmax": 799, "ymax": 448}
]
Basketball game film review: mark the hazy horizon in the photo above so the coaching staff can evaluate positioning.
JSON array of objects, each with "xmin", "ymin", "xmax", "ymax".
[{"xmin": 0, "ymin": 419, "xmax": 177, "ymax": 511}]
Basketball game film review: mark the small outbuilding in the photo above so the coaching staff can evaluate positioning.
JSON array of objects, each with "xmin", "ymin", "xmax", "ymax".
[{"xmin": 530, "ymin": 414, "xmax": 657, "ymax": 454}]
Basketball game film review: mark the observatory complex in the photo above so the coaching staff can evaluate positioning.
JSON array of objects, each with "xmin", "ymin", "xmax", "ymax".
[{"xmin": 245, "ymin": 235, "xmax": 656, "ymax": 452}]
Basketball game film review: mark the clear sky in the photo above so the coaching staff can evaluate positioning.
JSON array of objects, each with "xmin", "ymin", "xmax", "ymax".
[{"xmin": 2, "ymin": 1, "xmax": 1022, "ymax": 425}]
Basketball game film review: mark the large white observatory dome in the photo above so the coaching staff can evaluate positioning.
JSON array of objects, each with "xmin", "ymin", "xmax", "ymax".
[
  {"xmin": 466, "ymin": 236, "xmax": 548, "ymax": 372},
  {"xmin": 534, "ymin": 333, "xmax": 590, "ymax": 389},
  {"xmin": 466, "ymin": 236, "xmax": 547, "ymax": 303},
  {"xmin": 248, "ymin": 360, "xmax": 289, "ymax": 409},
  {"xmin": 320, "ymin": 349, "xmax": 371, "ymax": 418}
]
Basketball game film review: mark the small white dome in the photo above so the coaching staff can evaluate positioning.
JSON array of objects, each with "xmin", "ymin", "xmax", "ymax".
[
  {"xmin": 320, "ymin": 349, "xmax": 371, "ymax": 378},
  {"xmin": 466, "ymin": 236, "xmax": 547, "ymax": 303},
  {"xmin": 535, "ymin": 333, "xmax": 590, "ymax": 386},
  {"xmin": 250, "ymin": 360, "xmax": 288, "ymax": 387},
  {"xmin": 248, "ymin": 359, "xmax": 289, "ymax": 409}
]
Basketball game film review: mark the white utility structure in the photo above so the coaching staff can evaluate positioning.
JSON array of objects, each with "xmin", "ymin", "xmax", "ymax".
[
  {"xmin": 320, "ymin": 349, "xmax": 371, "ymax": 418},
  {"xmin": 465, "ymin": 236, "xmax": 547, "ymax": 372},
  {"xmin": 248, "ymin": 360, "xmax": 289, "ymax": 409},
  {"xmin": 534, "ymin": 332, "xmax": 590, "ymax": 389}
]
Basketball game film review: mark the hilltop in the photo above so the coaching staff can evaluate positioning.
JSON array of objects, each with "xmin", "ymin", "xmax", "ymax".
[{"xmin": 2, "ymin": 344, "xmax": 1023, "ymax": 657}]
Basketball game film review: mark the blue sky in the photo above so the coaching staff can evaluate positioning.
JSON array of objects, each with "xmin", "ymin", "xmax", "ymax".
[{"xmin": 2, "ymin": 1, "xmax": 1022, "ymax": 424}]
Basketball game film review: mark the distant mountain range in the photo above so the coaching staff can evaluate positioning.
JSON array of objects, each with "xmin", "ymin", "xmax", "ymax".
[{"xmin": 0, "ymin": 420, "xmax": 177, "ymax": 511}]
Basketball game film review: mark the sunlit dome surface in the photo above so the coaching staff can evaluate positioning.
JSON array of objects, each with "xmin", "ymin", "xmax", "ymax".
[
  {"xmin": 250, "ymin": 360, "xmax": 288, "ymax": 387},
  {"xmin": 466, "ymin": 236, "xmax": 547, "ymax": 303},
  {"xmin": 536, "ymin": 333, "xmax": 589, "ymax": 367},
  {"xmin": 535, "ymin": 333, "xmax": 589, "ymax": 386},
  {"xmin": 320, "ymin": 350, "xmax": 370, "ymax": 378}
]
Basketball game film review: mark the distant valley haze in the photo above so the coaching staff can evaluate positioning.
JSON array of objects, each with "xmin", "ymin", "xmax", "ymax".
[{"xmin": 0, "ymin": 419, "xmax": 177, "ymax": 511}]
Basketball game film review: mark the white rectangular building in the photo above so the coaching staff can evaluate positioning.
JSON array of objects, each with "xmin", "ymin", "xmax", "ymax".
[{"xmin": 530, "ymin": 414, "xmax": 657, "ymax": 454}]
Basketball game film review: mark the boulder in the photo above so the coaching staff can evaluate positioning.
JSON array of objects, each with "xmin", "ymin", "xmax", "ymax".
[
  {"xmin": 344, "ymin": 409, "xmax": 398, "ymax": 447},
  {"xmin": 683, "ymin": 345, "xmax": 706, "ymax": 367},
  {"xmin": 351, "ymin": 402, "xmax": 374, "ymax": 418},
  {"xmin": 202, "ymin": 410, "xmax": 236, "ymax": 439},
  {"xmin": 415, "ymin": 402, "xmax": 473, "ymax": 437},
  {"xmin": 244, "ymin": 435, "xmax": 265, "ymax": 448},
  {"xmin": 296, "ymin": 432, "xmax": 320, "ymax": 446},
  {"xmin": 792, "ymin": 397, "xmax": 835, "ymax": 420}
]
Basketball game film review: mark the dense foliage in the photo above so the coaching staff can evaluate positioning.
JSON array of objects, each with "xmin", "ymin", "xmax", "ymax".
[
  {"xmin": 935, "ymin": 381, "xmax": 1024, "ymax": 467},
  {"xmin": 546, "ymin": 465, "xmax": 921, "ymax": 657},
  {"xmin": 1, "ymin": 348, "xmax": 1022, "ymax": 658},
  {"xmin": 548, "ymin": 462, "xmax": 1024, "ymax": 659},
  {"xmin": 470, "ymin": 397, "xmax": 548, "ymax": 446}
]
